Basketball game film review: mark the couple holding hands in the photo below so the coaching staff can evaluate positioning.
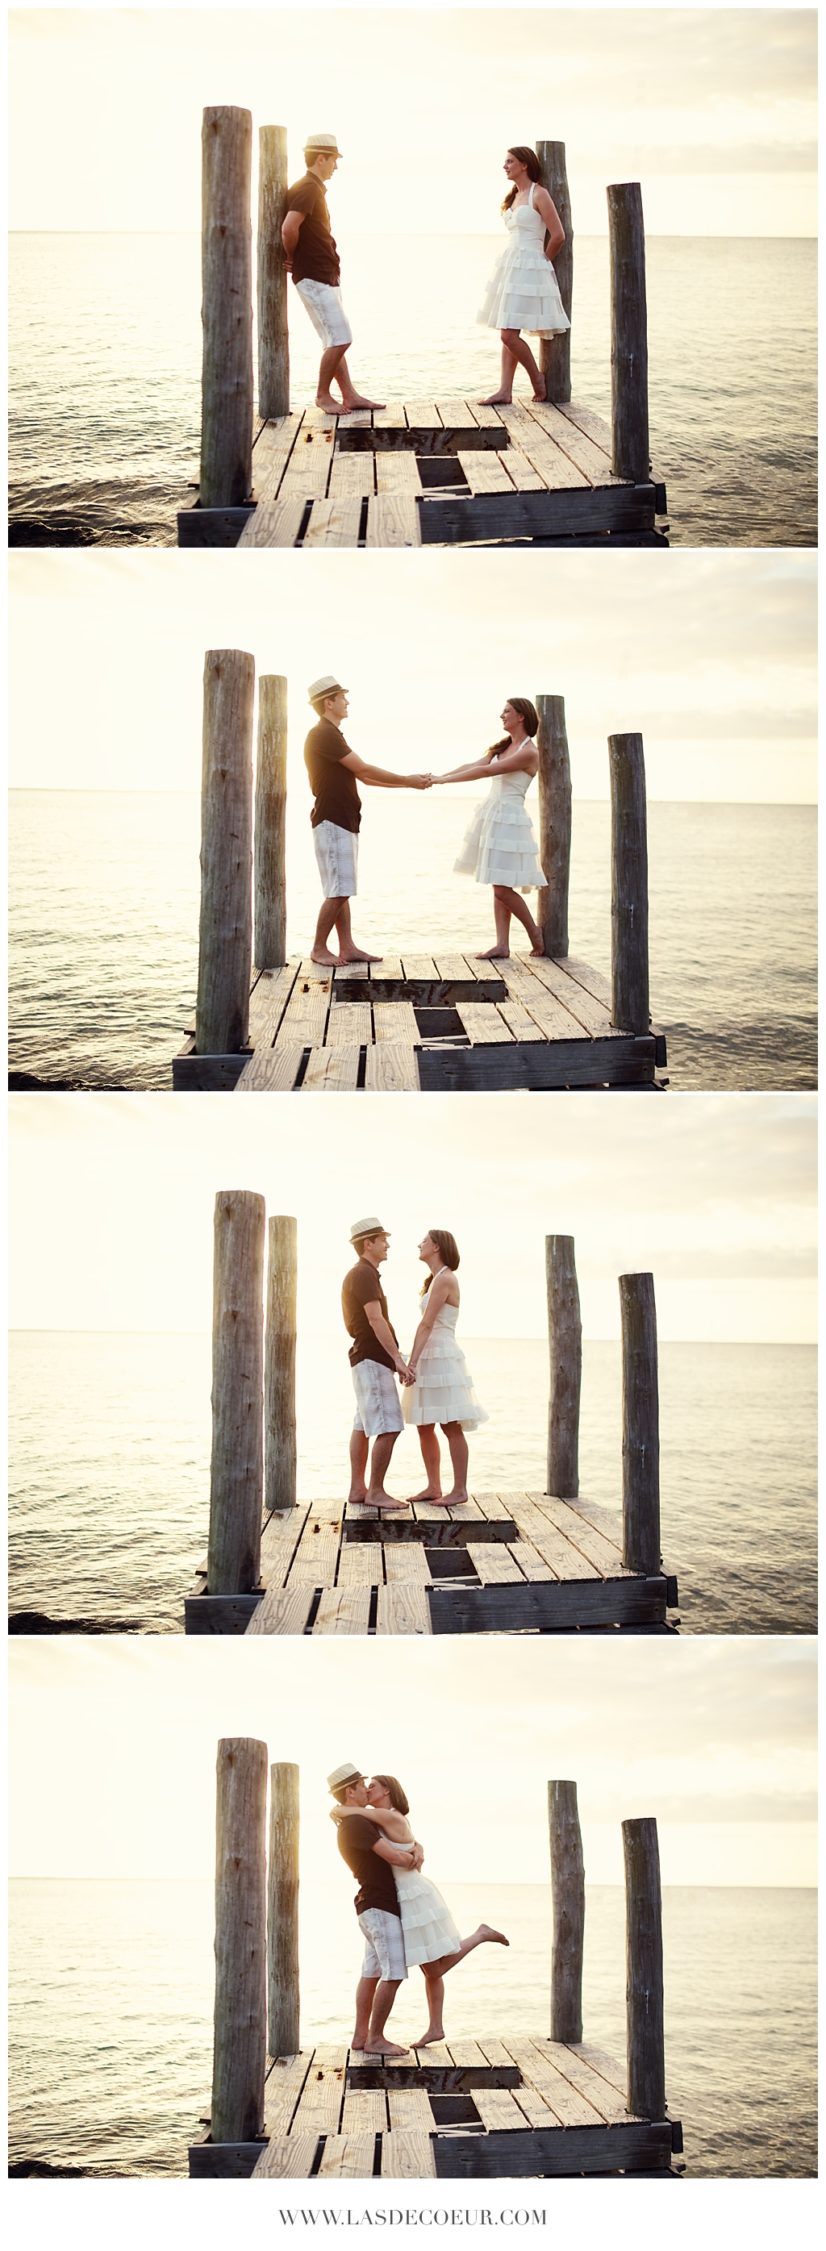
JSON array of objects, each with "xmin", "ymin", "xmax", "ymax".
[
  {"xmin": 305, "ymin": 677, "xmax": 548, "ymax": 966},
  {"xmin": 343, "ymin": 1219, "xmax": 486, "ymax": 1511}
]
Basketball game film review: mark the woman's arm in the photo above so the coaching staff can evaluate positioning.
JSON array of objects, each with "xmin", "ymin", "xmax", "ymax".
[
  {"xmin": 406, "ymin": 1271, "xmax": 451, "ymax": 1380},
  {"xmin": 436, "ymin": 744, "xmax": 537, "ymax": 784},
  {"xmin": 533, "ymin": 187, "xmax": 565, "ymax": 262}
]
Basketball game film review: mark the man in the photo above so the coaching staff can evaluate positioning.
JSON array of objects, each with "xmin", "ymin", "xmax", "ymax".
[
  {"xmin": 305, "ymin": 676, "xmax": 431, "ymax": 967},
  {"xmin": 328, "ymin": 1761, "xmax": 423, "ymax": 2058},
  {"xmin": 281, "ymin": 133, "xmax": 383, "ymax": 416},
  {"xmin": 342, "ymin": 1217, "xmax": 411, "ymax": 1512}
]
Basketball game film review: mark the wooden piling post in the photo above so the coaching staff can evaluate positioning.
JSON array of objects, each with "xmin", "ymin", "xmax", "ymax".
[
  {"xmin": 607, "ymin": 184, "xmax": 649, "ymax": 483},
  {"xmin": 196, "ymin": 650, "xmax": 256, "ymax": 1056},
  {"xmin": 536, "ymin": 695, "xmax": 572, "ymax": 959},
  {"xmin": 535, "ymin": 141, "xmax": 572, "ymax": 402},
  {"xmin": 258, "ymin": 127, "xmax": 290, "ymax": 420},
  {"xmin": 266, "ymin": 1216, "xmax": 297, "ymax": 1513},
  {"xmin": 608, "ymin": 731, "xmax": 649, "ymax": 1034},
  {"xmin": 545, "ymin": 1235, "xmax": 581, "ymax": 1498},
  {"xmin": 212, "ymin": 1737, "xmax": 268, "ymax": 2145},
  {"xmin": 201, "ymin": 107, "xmax": 254, "ymax": 508},
  {"xmin": 548, "ymin": 1780, "xmax": 585, "ymax": 2042},
  {"xmin": 619, "ymin": 1273, "xmax": 660, "ymax": 1574},
  {"xmin": 623, "ymin": 1816, "xmax": 665, "ymax": 2120},
  {"xmin": 208, "ymin": 1191, "xmax": 266, "ymax": 1594},
  {"xmin": 268, "ymin": 1763, "xmax": 300, "ymax": 2058},
  {"xmin": 255, "ymin": 675, "xmax": 288, "ymax": 970}
]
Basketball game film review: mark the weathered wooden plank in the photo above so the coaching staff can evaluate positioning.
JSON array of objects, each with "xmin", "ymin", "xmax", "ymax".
[
  {"xmin": 238, "ymin": 495, "xmax": 306, "ymax": 549},
  {"xmin": 569, "ymin": 2042, "xmax": 632, "ymax": 2104},
  {"xmin": 236, "ymin": 1044, "xmax": 304, "ymax": 1091},
  {"xmin": 381, "ymin": 2129, "xmax": 437, "ymax": 2178},
  {"xmin": 456, "ymin": 450, "xmax": 514, "ymax": 495},
  {"xmin": 506, "ymin": 1539, "xmax": 555, "ymax": 1582},
  {"xmin": 472, "ymin": 402, "xmax": 508, "ymax": 428},
  {"xmin": 373, "ymin": 1001, "xmax": 419, "ymax": 1043},
  {"xmin": 382, "ymin": 1542, "xmax": 430, "ymax": 1583},
  {"xmin": 248, "ymin": 968, "xmax": 296, "ymax": 1051},
  {"xmin": 502, "ymin": 445, "xmax": 548, "ymax": 493},
  {"xmin": 371, "ymin": 954, "xmax": 404, "ymax": 981},
  {"xmin": 534, "ymin": 1495, "xmax": 634, "ymax": 1577},
  {"xmin": 401, "ymin": 954, "xmax": 438, "ymax": 979},
  {"xmin": 250, "ymin": 415, "xmax": 304, "ymax": 491},
  {"xmin": 178, "ymin": 504, "xmax": 256, "ymax": 548},
  {"xmin": 496, "ymin": 999, "xmax": 546, "ymax": 1042},
  {"xmin": 433, "ymin": 954, "xmax": 478, "ymax": 982},
  {"xmin": 365, "ymin": 497, "xmax": 421, "ymax": 547},
  {"xmin": 372, "ymin": 404, "xmax": 408, "ymax": 429},
  {"xmin": 301, "ymin": 1045, "xmax": 361, "ymax": 1092},
  {"xmin": 557, "ymin": 401, "xmax": 614, "ymax": 457},
  {"xmin": 387, "ymin": 2088, "xmax": 437, "ymax": 2131},
  {"xmin": 327, "ymin": 453, "xmax": 374, "ymax": 499},
  {"xmin": 302, "ymin": 496, "xmax": 363, "ymax": 547},
  {"xmin": 286, "ymin": 1515, "xmax": 342, "ymax": 1585},
  {"xmin": 336, "ymin": 1541, "xmax": 384, "ymax": 1587},
  {"xmin": 376, "ymin": 452, "xmax": 423, "ymax": 494},
  {"xmin": 417, "ymin": 1036, "xmax": 655, "ymax": 1092},
  {"xmin": 466, "ymin": 1543, "xmax": 525, "ymax": 1585},
  {"xmin": 291, "ymin": 2049, "xmax": 348, "ymax": 2134},
  {"xmin": 275, "ymin": 976, "xmax": 330, "ymax": 1046},
  {"xmin": 403, "ymin": 401, "xmax": 443, "ymax": 429},
  {"xmin": 244, "ymin": 1587, "xmax": 316, "ymax": 1637},
  {"xmin": 375, "ymin": 1583, "xmax": 432, "ymax": 1635},
  {"xmin": 456, "ymin": 1003, "xmax": 514, "ymax": 1045},
  {"xmin": 318, "ymin": 2133, "xmax": 376, "ymax": 2177},
  {"xmin": 532, "ymin": 958, "xmax": 624, "ymax": 1037},
  {"xmin": 472, "ymin": 2088, "xmax": 528, "ymax": 2131},
  {"xmin": 364, "ymin": 1043, "xmax": 420, "ymax": 1092},
  {"xmin": 525, "ymin": 401, "xmax": 626, "ymax": 487},
  {"xmin": 252, "ymin": 2131, "xmax": 321, "ymax": 2178},
  {"xmin": 279, "ymin": 429, "xmax": 335, "ymax": 497},
  {"xmin": 263, "ymin": 2052, "xmax": 312, "ymax": 2136},
  {"xmin": 444, "ymin": 2041, "xmax": 489, "ymax": 2069},
  {"xmin": 419, "ymin": 485, "xmax": 656, "ymax": 544},
  {"xmin": 341, "ymin": 2087, "xmax": 388, "ymax": 2134},
  {"xmin": 438, "ymin": 398, "xmax": 479, "ymax": 428},
  {"xmin": 435, "ymin": 2122, "xmax": 673, "ymax": 2178},
  {"xmin": 313, "ymin": 1588, "xmax": 372, "ymax": 1635},
  {"xmin": 326, "ymin": 1002, "xmax": 371, "ymax": 1046},
  {"xmin": 427, "ymin": 1576, "xmax": 667, "ymax": 1632}
]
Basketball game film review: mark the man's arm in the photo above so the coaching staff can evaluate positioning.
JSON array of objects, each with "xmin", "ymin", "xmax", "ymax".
[
  {"xmin": 365, "ymin": 1300, "xmax": 413, "ymax": 1383},
  {"xmin": 281, "ymin": 210, "xmax": 304, "ymax": 269},
  {"xmin": 340, "ymin": 749, "xmax": 431, "ymax": 791},
  {"xmin": 373, "ymin": 1837, "xmax": 425, "ymax": 1871}
]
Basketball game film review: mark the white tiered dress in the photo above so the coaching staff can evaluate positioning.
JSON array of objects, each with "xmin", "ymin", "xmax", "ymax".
[
  {"xmin": 403, "ymin": 1301, "xmax": 488, "ymax": 1432},
  {"xmin": 394, "ymin": 1867, "xmax": 463, "ymax": 1967},
  {"xmin": 454, "ymin": 767, "xmax": 547, "ymax": 893},
  {"xmin": 478, "ymin": 181, "xmax": 570, "ymax": 337}
]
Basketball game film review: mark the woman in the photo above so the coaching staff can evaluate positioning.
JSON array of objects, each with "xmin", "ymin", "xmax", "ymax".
[
  {"xmin": 332, "ymin": 1775, "xmax": 508, "ymax": 2046},
  {"xmin": 403, "ymin": 1231, "xmax": 487, "ymax": 1505},
  {"xmin": 478, "ymin": 147, "xmax": 569, "ymax": 405},
  {"xmin": 436, "ymin": 698, "xmax": 546, "ymax": 960}
]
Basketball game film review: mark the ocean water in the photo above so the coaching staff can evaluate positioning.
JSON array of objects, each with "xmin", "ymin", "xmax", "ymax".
[
  {"xmin": 8, "ymin": 1880, "xmax": 816, "ymax": 2178},
  {"xmin": 8, "ymin": 233, "xmax": 817, "ymax": 548},
  {"xmin": 8, "ymin": 1334, "xmax": 816, "ymax": 1636},
  {"xmin": 7, "ymin": 793, "xmax": 817, "ymax": 1092}
]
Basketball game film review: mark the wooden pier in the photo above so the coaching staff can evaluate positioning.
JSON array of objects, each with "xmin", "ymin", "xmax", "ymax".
[
  {"xmin": 189, "ymin": 1753, "xmax": 683, "ymax": 2179},
  {"xmin": 173, "ymin": 662, "xmax": 666, "ymax": 1094},
  {"xmin": 184, "ymin": 1218, "xmax": 678, "ymax": 1636},
  {"xmin": 178, "ymin": 115, "xmax": 667, "ymax": 549}
]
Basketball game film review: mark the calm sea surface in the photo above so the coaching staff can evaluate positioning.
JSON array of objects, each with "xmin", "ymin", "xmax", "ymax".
[
  {"xmin": 8, "ymin": 1880, "xmax": 816, "ymax": 2177},
  {"xmin": 8, "ymin": 1334, "xmax": 816, "ymax": 1636},
  {"xmin": 8, "ymin": 233, "xmax": 816, "ymax": 548},
  {"xmin": 7, "ymin": 794, "xmax": 817, "ymax": 1093}
]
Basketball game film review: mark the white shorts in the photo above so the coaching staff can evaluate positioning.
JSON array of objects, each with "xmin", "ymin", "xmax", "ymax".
[
  {"xmin": 352, "ymin": 1359, "xmax": 403, "ymax": 1439},
  {"xmin": 314, "ymin": 820, "xmax": 359, "ymax": 900},
  {"xmin": 295, "ymin": 278, "xmax": 353, "ymax": 350},
  {"xmin": 358, "ymin": 1908, "xmax": 408, "ymax": 1982}
]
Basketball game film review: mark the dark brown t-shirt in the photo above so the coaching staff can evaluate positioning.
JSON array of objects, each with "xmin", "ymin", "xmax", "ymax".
[
  {"xmin": 336, "ymin": 1813, "xmax": 401, "ymax": 1919},
  {"xmin": 285, "ymin": 173, "xmax": 341, "ymax": 286},
  {"xmin": 342, "ymin": 1258, "xmax": 398, "ymax": 1371},
  {"xmin": 304, "ymin": 720, "xmax": 361, "ymax": 834}
]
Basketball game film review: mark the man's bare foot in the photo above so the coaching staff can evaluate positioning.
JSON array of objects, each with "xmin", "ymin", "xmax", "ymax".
[
  {"xmin": 367, "ymin": 1492, "xmax": 411, "ymax": 1512},
  {"xmin": 406, "ymin": 1488, "xmax": 444, "ymax": 1503},
  {"xmin": 476, "ymin": 1923, "xmax": 509, "ymax": 1946},
  {"xmin": 364, "ymin": 2037, "xmax": 409, "ymax": 2057},
  {"xmin": 338, "ymin": 947, "xmax": 383, "ymax": 965},
  {"xmin": 476, "ymin": 945, "xmax": 510, "ymax": 960},
  {"xmin": 315, "ymin": 394, "xmax": 346, "ymax": 414},
  {"xmin": 445, "ymin": 1491, "xmax": 469, "ymax": 1505},
  {"xmin": 351, "ymin": 2035, "xmax": 371, "ymax": 2053},
  {"xmin": 415, "ymin": 2029, "xmax": 445, "ymax": 2046},
  {"xmin": 311, "ymin": 946, "xmax": 339, "ymax": 967},
  {"xmin": 339, "ymin": 392, "xmax": 385, "ymax": 412},
  {"xmin": 347, "ymin": 1491, "xmax": 368, "ymax": 1505}
]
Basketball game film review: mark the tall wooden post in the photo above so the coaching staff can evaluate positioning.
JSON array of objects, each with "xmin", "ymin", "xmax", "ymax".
[
  {"xmin": 535, "ymin": 141, "xmax": 572, "ymax": 402},
  {"xmin": 620, "ymin": 1273, "xmax": 660, "ymax": 1574},
  {"xmin": 208, "ymin": 1191, "xmax": 265, "ymax": 1594},
  {"xmin": 255, "ymin": 674, "xmax": 288, "ymax": 970},
  {"xmin": 546, "ymin": 1235, "xmax": 581, "ymax": 1498},
  {"xmin": 623, "ymin": 1816, "xmax": 665, "ymax": 2120},
  {"xmin": 201, "ymin": 107, "xmax": 254, "ymax": 508},
  {"xmin": 607, "ymin": 183, "xmax": 649, "ymax": 483},
  {"xmin": 212, "ymin": 1738, "xmax": 268, "ymax": 2145},
  {"xmin": 266, "ymin": 1215, "xmax": 298, "ymax": 1513},
  {"xmin": 258, "ymin": 127, "xmax": 290, "ymax": 420},
  {"xmin": 548, "ymin": 1780, "xmax": 585, "ymax": 2042},
  {"xmin": 196, "ymin": 650, "xmax": 256, "ymax": 1056},
  {"xmin": 268, "ymin": 1763, "xmax": 300, "ymax": 2058},
  {"xmin": 609, "ymin": 731, "xmax": 649, "ymax": 1034},
  {"xmin": 536, "ymin": 694, "xmax": 572, "ymax": 959}
]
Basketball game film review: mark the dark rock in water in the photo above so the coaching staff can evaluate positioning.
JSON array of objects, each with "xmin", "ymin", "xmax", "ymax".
[
  {"xmin": 9, "ymin": 1612, "xmax": 138, "ymax": 1635},
  {"xmin": 9, "ymin": 1072, "xmax": 86, "ymax": 1092},
  {"xmin": 9, "ymin": 2160, "xmax": 90, "ymax": 2179}
]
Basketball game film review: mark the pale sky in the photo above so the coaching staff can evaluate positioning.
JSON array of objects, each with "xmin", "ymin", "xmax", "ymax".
[
  {"xmin": 9, "ymin": 9, "xmax": 817, "ymax": 237},
  {"xmin": 8, "ymin": 550, "xmax": 817, "ymax": 802},
  {"xmin": 9, "ymin": 1092, "xmax": 816, "ymax": 1342},
  {"xmin": 9, "ymin": 1637, "xmax": 817, "ymax": 1885}
]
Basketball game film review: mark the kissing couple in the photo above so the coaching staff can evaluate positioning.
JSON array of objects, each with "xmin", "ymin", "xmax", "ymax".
[
  {"xmin": 305, "ymin": 677, "xmax": 548, "ymax": 969},
  {"xmin": 329, "ymin": 1761, "xmax": 508, "ymax": 2056},
  {"xmin": 343, "ymin": 1218, "xmax": 487, "ymax": 1513}
]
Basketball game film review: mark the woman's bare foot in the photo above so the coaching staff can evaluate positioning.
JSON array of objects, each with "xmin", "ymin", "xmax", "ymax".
[
  {"xmin": 347, "ymin": 1490, "xmax": 368, "ymax": 1505},
  {"xmin": 415, "ymin": 2028, "xmax": 446, "ymax": 2046},
  {"xmin": 311, "ymin": 946, "xmax": 339, "ymax": 966},
  {"xmin": 476, "ymin": 945, "xmax": 510, "ymax": 960},
  {"xmin": 407, "ymin": 1488, "xmax": 444, "ymax": 1503},
  {"xmin": 479, "ymin": 391, "xmax": 512, "ymax": 406},
  {"xmin": 476, "ymin": 1923, "xmax": 509, "ymax": 1947},
  {"xmin": 445, "ymin": 1491, "xmax": 469, "ymax": 1505},
  {"xmin": 365, "ymin": 2037, "xmax": 409, "ymax": 2057},
  {"xmin": 316, "ymin": 394, "xmax": 346, "ymax": 414},
  {"xmin": 338, "ymin": 946, "xmax": 383, "ymax": 964},
  {"xmin": 529, "ymin": 938, "xmax": 545, "ymax": 957},
  {"xmin": 339, "ymin": 392, "xmax": 386, "ymax": 412},
  {"xmin": 367, "ymin": 1493, "xmax": 411, "ymax": 1512},
  {"xmin": 531, "ymin": 376, "xmax": 547, "ymax": 402}
]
